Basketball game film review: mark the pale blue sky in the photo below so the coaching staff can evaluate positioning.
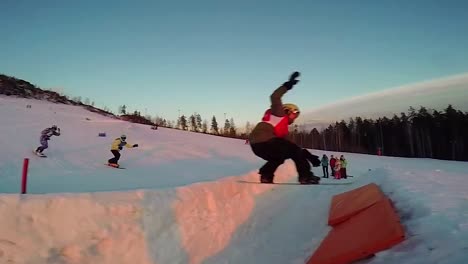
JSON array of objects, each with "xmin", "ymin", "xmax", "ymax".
[{"xmin": 2, "ymin": 0, "xmax": 468, "ymax": 126}]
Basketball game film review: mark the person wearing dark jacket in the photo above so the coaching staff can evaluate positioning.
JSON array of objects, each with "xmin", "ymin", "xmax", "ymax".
[
  {"xmin": 321, "ymin": 154, "xmax": 329, "ymax": 178},
  {"xmin": 249, "ymin": 72, "xmax": 321, "ymax": 184},
  {"xmin": 35, "ymin": 125, "xmax": 61, "ymax": 157}
]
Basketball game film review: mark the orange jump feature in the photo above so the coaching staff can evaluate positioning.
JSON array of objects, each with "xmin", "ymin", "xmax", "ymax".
[
  {"xmin": 307, "ymin": 183, "xmax": 405, "ymax": 264},
  {"xmin": 328, "ymin": 183, "xmax": 385, "ymax": 226}
]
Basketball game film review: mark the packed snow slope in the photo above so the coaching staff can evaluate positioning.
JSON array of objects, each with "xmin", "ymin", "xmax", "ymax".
[{"xmin": 1, "ymin": 96, "xmax": 467, "ymax": 264}]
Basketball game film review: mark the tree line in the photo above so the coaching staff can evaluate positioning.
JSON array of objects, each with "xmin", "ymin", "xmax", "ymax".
[
  {"xmin": 117, "ymin": 105, "xmax": 247, "ymax": 138},
  {"xmin": 289, "ymin": 105, "xmax": 468, "ymax": 161},
  {"xmin": 118, "ymin": 104, "xmax": 468, "ymax": 161}
]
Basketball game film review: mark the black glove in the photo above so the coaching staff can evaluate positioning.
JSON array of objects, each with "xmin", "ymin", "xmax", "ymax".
[
  {"xmin": 133, "ymin": 144, "xmax": 138, "ymax": 147},
  {"xmin": 118, "ymin": 146, "xmax": 123, "ymax": 150},
  {"xmin": 311, "ymin": 156, "xmax": 321, "ymax": 167},
  {"xmin": 283, "ymin": 71, "xmax": 300, "ymax": 90}
]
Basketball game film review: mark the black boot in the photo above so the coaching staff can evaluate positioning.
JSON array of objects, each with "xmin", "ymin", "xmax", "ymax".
[
  {"xmin": 260, "ymin": 173, "xmax": 274, "ymax": 184},
  {"xmin": 298, "ymin": 171, "xmax": 320, "ymax": 184},
  {"xmin": 299, "ymin": 178, "xmax": 319, "ymax": 184}
]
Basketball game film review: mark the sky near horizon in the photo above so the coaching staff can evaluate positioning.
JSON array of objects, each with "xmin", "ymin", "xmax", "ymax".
[{"xmin": 2, "ymin": 0, "xmax": 468, "ymax": 125}]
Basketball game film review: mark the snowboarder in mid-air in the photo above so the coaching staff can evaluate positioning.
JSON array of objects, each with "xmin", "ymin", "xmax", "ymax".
[
  {"xmin": 35, "ymin": 125, "xmax": 61, "ymax": 157},
  {"xmin": 248, "ymin": 72, "xmax": 322, "ymax": 184},
  {"xmin": 107, "ymin": 134, "xmax": 138, "ymax": 168}
]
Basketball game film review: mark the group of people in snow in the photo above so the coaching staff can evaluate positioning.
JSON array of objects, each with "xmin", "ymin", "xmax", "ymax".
[
  {"xmin": 34, "ymin": 71, "xmax": 346, "ymax": 181},
  {"xmin": 320, "ymin": 154, "xmax": 348, "ymax": 179},
  {"xmin": 34, "ymin": 126, "xmax": 138, "ymax": 168}
]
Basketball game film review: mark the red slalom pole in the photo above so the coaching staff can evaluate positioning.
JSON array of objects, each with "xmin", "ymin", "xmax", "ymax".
[{"xmin": 21, "ymin": 158, "xmax": 29, "ymax": 194}]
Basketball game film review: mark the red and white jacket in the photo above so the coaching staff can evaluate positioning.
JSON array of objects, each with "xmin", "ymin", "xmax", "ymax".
[{"xmin": 261, "ymin": 109, "xmax": 289, "ymax": 138}]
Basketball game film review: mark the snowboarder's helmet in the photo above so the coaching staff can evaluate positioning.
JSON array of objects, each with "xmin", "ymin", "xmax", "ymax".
[
  {"xmin": 283, "ymin": 103, "xmax": 300, "ymax": 116},
  {"xmin": 52, "ymin": 125, "xmax": 57, "ymax": 130},
  {"xmin": 120, "ymin": 135, "xmax": 126, "ymax": 141}
]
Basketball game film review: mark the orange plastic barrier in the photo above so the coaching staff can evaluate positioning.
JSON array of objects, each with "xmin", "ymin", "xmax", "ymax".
[
  {"xmin": 307, "ymin": 197, "xmax": 404, "ymax": 264},
  {"xmin": 328, "ymin": 183, "xmax": 385, "ymax": 226}
]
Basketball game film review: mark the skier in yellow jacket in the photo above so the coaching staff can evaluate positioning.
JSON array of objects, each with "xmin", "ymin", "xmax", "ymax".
[{"xmin": 108, "ymin": 135, "xmax": 138, "ymax": 167}]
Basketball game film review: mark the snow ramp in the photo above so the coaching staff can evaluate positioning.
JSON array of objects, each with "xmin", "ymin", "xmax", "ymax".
[
  {"xmin": 306, "ymin": 183, "xmax": 405, "ymax": 264},
  {"xmin": 0, "ymin": 168, "xmax": 299, "ymax": 264}
]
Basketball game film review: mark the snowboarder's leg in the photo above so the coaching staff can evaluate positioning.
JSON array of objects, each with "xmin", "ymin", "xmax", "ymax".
[
  {"xmin": 290, "ymin": 155, "xmax": 319, "ymax": 183},
  {"xmin": 258, "ymin": 160, "xmax": 284, "ymax": 183},
  {"xmin": 251, "ymin": 141, "xmax": 284, "ymax": 183},
  {"xmin": 271, "ymin": 139, "xmax": 320, "ymax": 183},
  {"xmin": 108, "ymin": 150, "xmax": 121, "ymax": 165},
  {"xmin": 37, "ymin": 137, "xmax": 48, "ymax": 153},
  {"xmin": 325, "ymin": 166, "xmax": 329, "ymax": 178},
  {"xmin": 251, "ymin": 138, "xmax": 319, "ymax": 184},
  {"xmin": 322, "ymin": 166, "xmax": 327, "ymax": 178},
  {"xmin": 330, "ymin": 165, "xmax": 335, "ymax": 177}
]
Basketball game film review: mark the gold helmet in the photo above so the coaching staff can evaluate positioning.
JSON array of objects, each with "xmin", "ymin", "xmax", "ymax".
[{"xmin": 283, "ymin": 103, "xmax": 300, "ymax": 116}]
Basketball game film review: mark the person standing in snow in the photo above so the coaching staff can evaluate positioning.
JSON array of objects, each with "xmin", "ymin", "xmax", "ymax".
[
  {"xmin": 340, "ymin": 155, "xmax": 348, "ymax": 179},
  {"xmin": 35, "ymin": 125, "xmax": 61, "ymax": 156},
  {"xmin": 329, "ymin": 155, "xmax": 336, "ymax": 177},
  {"xmin": 248, "ymin": 72, "xmax": 321, "ymax": 184},
  {"xmin": 108, "ymin": 135, "xmax": 138, "ymax": 167},
  {"xmin": 321, "ymin": 154, "xmax": 329, "ymax": 178}
]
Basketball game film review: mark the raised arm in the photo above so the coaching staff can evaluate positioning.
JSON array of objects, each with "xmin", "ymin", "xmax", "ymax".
[
  {"xmin": 269, "ymin": 71, "xmax": 300, "ymax": 116},
  {"xmin": 270, "ymin": 85, "xmax": 289, "ymax": 117}
]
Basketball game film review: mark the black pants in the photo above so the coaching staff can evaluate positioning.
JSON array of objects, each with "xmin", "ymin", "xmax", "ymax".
[
  {"xmin": 108, "ymin": 150, "xmax": 121, "ymax": 164},
  {"xmin": 250, "ymin": 138, "xmax": 313, "ymax": 180},
  {"xmin": 322, "ymin": 166, "xmax": 329, "ymax": 178},
  {"xmin": 36, "ymin": 136, "xmax": 49, "ymax": 153}
]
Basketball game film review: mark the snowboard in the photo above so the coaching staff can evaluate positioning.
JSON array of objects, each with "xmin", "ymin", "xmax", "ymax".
[
  {"xmin": 105, "ymin": 163, "xmax": 126, "ymax": 169},
  {"xmin": 237, "ymin": 180, "xmax": 354, "ymax": 186},
  {"xmin": 32, "ymin": 150, "xmax": 47, "ymax": 157}
]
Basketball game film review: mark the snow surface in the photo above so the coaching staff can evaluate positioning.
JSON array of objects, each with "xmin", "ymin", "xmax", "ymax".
[{"xmin": 1, "ymin": 96, "xmax": 468, "ymax": 264}]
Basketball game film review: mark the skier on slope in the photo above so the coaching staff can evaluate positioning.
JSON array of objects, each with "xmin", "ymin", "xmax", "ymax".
[
  {"xmin": 108, "ymin": 134, "xmax": 138, "ymax": 168},
  {"xmin": 248, "ymin": 72, "xmax": 321, "ymax": 184},
  {"xmin": 35, "ymin": 125, "xmax": 61, "ymax": 157}
]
